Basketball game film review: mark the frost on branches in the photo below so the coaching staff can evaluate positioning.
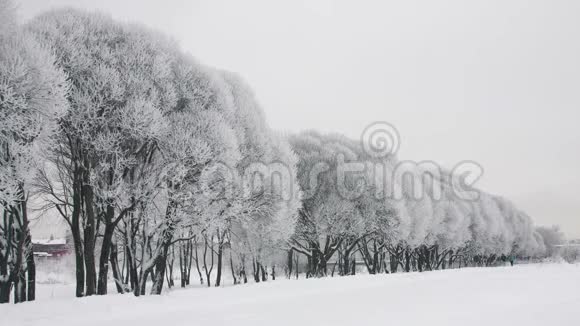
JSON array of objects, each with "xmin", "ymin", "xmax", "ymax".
[
  {"xmin": 0, "ymin": 3, "xmax": 555, "ymax": 305},
  {"xmin": 0, "ymin": 0, "xmax": 68, "ymax": 303}
]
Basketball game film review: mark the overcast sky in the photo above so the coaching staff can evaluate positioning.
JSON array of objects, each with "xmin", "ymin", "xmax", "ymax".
[{"xmin": 16, "ymin": 0, "xmax": 580, "ymax": 237}]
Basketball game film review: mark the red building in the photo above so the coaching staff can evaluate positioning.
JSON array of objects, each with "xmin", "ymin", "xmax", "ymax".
[{"xmin": 32, "ymin": 237, "xmax": 70, "ymax": 258}]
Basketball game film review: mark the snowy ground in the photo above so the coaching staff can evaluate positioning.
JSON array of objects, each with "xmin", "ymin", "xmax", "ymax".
[{"xmin": 2, "ymin": 263, "xmax": 579, "ymax": 326}]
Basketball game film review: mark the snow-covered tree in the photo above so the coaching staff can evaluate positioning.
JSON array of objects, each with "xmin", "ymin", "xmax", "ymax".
[
  {"xmin": 0, "ymin": 0, "xmax": 67, "ymax": 303},
  {"xmin": 28, "ymin": 9, "xmax": 179, "ymax": 296},
  {"xmin": 289, "ymin": 132, "xmax": 373, "ymax": 276},
  {"xmin": 204, "ymin": 71, "xmax": 301, "ymax": 285}
]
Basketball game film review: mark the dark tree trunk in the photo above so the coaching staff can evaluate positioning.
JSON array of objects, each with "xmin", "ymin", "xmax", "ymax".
[
  {"xmin": 110, "ymin": 240, "xmax": 124, "ymax": 294},
  {"xmin": 389, "ymin": 251, "xmax": 399, "ymax": 273},
  {"xmin": 294, "ymin": 254, "xmax": 299, "ymax": 279},
  {"xmin": 138, "ymin": 269, "xmax": 149, "ymax": 296},
  {"xmin": 13, "ymin": 278, "xmax": 20, "ymax": 303},
  {"xmin": 229, "ymin": 251, "xmax": 238, "ymax": 285},
  {"xmin": 215, "ymin": 242, "xmax": 223, "ymax": 287},
  {"xmin": 150, "ymin": 201, "xmax": 177, "ymax": 295},
  {"xmin": 0, "ymin": 281, "xmax": 10, "ymax": 303},
  {"xmin": 26, "ymin": 243, "xmax": 35, "ymax": 301},
  {"xmin": 180, "ymin": 249, "xmax": 186, "ymax": 288},
  {"xmin": 72, "ymin": 234, "xmax": 85, "ymax": 298},
  {"xmin": 286, "ymin": 249, "xmax": 294, "ymax": 279},
  {"xmin": 179, "ymin": 240, "xmax": 192, "ymax": 287},
  {"xmin": 308, "ymin": 246, "xmax": 323, "ymax": 277},
  {"xmin": 260, "ymin": 264, "xmax": 267, "ymax": 282},
  {"xmin": 202, "ymin": 235, "xmax": 213, "ymax": 287},
  {"xmin": 71, "ymin": 162, "xmax": 85, "ymax": 298},
  {"xmin": 404, "ymin": 249, "xmax": 411, "ymax": 272},
  {"xmin": 150, "ymin": 243, "xmax": 170, "ymax": 295},
  {"xmin": 241, "ymin": 268, "xmax": 248, "ymax": 284},
  {"xmin": 186, "ymin": 240, "xmax": 193, "ymax": 285},
  {"xmin": 193, "ymin": 240, "xmax": 204, "ymax": 285},
  {"xmin": 271, "ymin": 266, "xmax": 276, "ymax": 281},
  {"xmin": 417, "ymin": 248, "xmax": 424, "ymax": 272},
  {"xmin": 18, "ymin": 273, "xmax": 26, "ymax": 303},
  {"xmin": 97, "ymin": 205, "xmax": 115, "ymax": 295},
  {"xmin": 126, "ymin": 246, "xmax": 139, "ymax": 293},
  {"xmin": 82, "ymin": 182, "xmax": 97, "ymax": 296},
  {"xmin": 253, "ymin": 260, "xmax": 260, "ymax": 283},
  {"xmin": 166, "ymin": 251, "xmax": 175, "ymax": 289},
  {"xmin": 0, "ymin": 208, "xmax": 9, "ymax": 302},
  {"xmin": 342, "ymin": 248, "xmax": 352, "ymax": 276}
]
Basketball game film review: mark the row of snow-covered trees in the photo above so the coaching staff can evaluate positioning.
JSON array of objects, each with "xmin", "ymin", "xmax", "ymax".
[
  {"xmin": 287, "ymin": 132, "xmax": 546, "ymax": 277},
  {"xmin": 1, "ymin": 4, "xmax": 300, "ymax": 301},
  {"xmin": 0, "ymin": 3, "xmax": 551, "ymax": 303}
]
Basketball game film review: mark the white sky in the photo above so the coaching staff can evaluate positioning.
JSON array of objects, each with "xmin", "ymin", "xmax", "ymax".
[{"xmin": 16, "ymin": 0, "xmax": 580, "ymax": 238}]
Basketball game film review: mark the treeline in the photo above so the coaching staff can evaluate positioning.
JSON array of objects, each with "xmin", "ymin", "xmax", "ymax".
[
  {"xmin": 0, "ymin": 3, "xmax": 550, "ymax": 304},
  {"xmin": 287, "ymin": 132, "xmax": 546, "ymax": 278}
]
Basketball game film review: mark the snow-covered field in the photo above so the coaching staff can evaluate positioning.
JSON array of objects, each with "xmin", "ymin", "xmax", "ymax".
[{"xmin": 2, "ymin": 263, "xmax": 579, "ymax": 326}]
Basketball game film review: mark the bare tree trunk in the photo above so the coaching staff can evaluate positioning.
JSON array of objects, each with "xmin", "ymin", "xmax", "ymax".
[
  {"xmin": 260, "ymin": 264, "xmax": 268, "ymax": 282},
  {"xmin": 253, "ymin": 259, "xmax": 260, "ymax": 283},
  {"xmin": 82, "ymin": 181, "xmax": 97, "ymax": 296},
  {"xmin": 186, "ymin": 240, "xmax": 193, "ymax": 285},
  {"xmin": 97, "ymin": 205, "xmax": 116, "ymax": 295},
  {"xmin": 271, "ymin": 265, "xmax": 276, "ymax": 281},
  {"xmin": 215, "ymin": 231, "xmax": 224, "ymax": 287},
  {"xmin": 71, "ymin": 163, "xmax": 85, "ymax": 298},
  {"xmin": 294, "ymin": 254, "xmax": 299, "ymax": 279},
  {"xmin": 286, "ymin": 249, "xmax": 294, "ymax": 279},
  {"xmin": 179, "ymin": 241, "xmax": 191, "ymax": 288},
  {"xmin": 10, "ymin": 196, "xmax": 27, "ymax": 304},
  {"xmin": 72, "ymin": 232, "xmax": 85, "ymax": 297},
  {"xmin": 166, "ymin": 246, "xmax": 174, "ymax": 289},
  {"xmin": 110, "ymin": 238, "xmax": 125, "ymax": 294},
  {"xmin": 342, "ymin": 241, "xmax": 358, "ymax": 276},
  {"xmin": 137, "ymin": 269, "xmax": 148, "ymax": 296},
  {"xmin": 0, "ymin": 282, "xmax": 10, "ymax": 303},
  {"xmin": 389, "ymin": 249, "xmax": 400, "ymax": 273},
  {"xmin": 0, "ymin": 208, "xmax": 10, "ymax": 301},
  {"xmin": 150, "ymin": 244, "xmax": 170, "ymax": 295},
  {"xmin": 404, "ymin": 248, "xmax": 411, "ymax": 273},
  {"xmin": 229, "ymin": 251, "xmax": 238, "ymax": 285},
  {"xmin": 126, "ymin": 245, "xmax": 138, "ymax": 294},
  {"xmin": 193, "ymin": 239, "xmax": 204, "ymax": 285},
  {"xmin": 239, "ymin": 255, "xmax": 248, "ymax": 284},
  {"xmin": 26, "ymin": 233, "xmax": 35, "ymax": 301},
  {"xmin": 202, "ymin": 234, "xmax": 214, "ymax": 287}
]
